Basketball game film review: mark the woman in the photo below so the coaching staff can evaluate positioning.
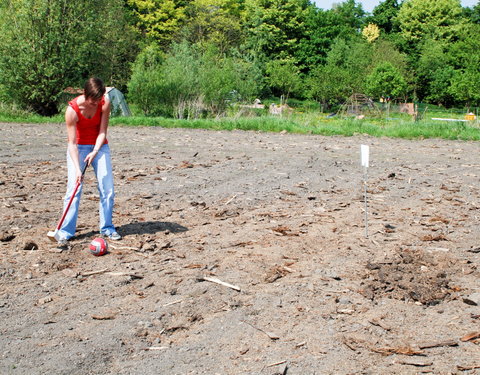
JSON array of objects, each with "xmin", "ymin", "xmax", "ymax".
[{"xmin": 57, "ymin": 77, "xmax": 121, "ymax": 244}]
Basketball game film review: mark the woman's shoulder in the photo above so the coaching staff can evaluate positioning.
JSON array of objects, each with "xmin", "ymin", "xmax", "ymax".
[
  {"xmin": 68, "ymin": 95, "xmax": 84, "ymax": 109},
  {"xmin": 102, "ymin": 95, "xmax": 111, "ymax": 110},
  {"xmin": 76, "ymin": 95, "xmax": 86, "ymax": 105},
  {"xmin": 65, "ymin": 105, "xmax": 79, "ymax": 124}
]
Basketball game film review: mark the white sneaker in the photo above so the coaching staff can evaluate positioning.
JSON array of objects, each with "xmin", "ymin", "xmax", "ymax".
[
  {"xmin": 57, "ymin": 239, "xmax": 69, "ymax": 249},
  {"xmin": 108, "ymin": 232, "xmax": 122, "ymax": 241}
]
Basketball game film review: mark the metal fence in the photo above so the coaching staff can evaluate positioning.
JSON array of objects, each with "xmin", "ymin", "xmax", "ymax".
[{"xmin": 375, "ymin": 102, "xmax": 479, "ymax": 122}]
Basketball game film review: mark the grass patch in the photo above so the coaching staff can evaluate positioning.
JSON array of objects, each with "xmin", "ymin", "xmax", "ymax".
[
  {"xmin": 0, "ymin": 103, "xmax": 64, "ymax": 123},
  {"xmin": 111, "ymin": 114, "xmax": 480, "ymax": 141},
  {"xmin": 110, "ymin": 116, "xmax": 302, "ymax": 133},
  {"xmin": 1, "ymin": 102, "xmax": 479, "ymax": 141}
]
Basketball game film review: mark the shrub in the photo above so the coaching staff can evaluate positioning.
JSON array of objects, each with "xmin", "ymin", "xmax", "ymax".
[
  {"xmin": 127, "ymin": 42, "xmax": 263, "ymax": 118},
  {"xmin": 127, "ymin": 44, "xmax": 167, "ymax": 116}
]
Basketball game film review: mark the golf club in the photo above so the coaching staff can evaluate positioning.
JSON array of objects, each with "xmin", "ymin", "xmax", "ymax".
[{"xmin": 47, "ymin": 162, "xmax": 88, "ymax": 242}]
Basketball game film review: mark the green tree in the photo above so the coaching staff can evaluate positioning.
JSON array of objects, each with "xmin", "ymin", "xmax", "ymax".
[
  {"xmin": 296, "ymin": 4, "xmax": 365, "ymax": 70},
  {"xmin": 462, "ymin": 2, "xmax": 480, "ymax": 24},
  {"xmin": 428, "ymin": 67, "xmax": 456, "ymax": 105},
  {"xmin": 397, "ymin": 0, "xmax": 465, "ymax": 44},
  {"xmin": 0, "ymin": 0, "xmax": 134, "ymax": 115},
  {"xmin": 183, "ymin": 0, "xmax": 244, "ymax": 53},
  {"xmin": 365, "ymin": 62, "xmax": 407, "ymax": 99},
  {"xmin": 331, "ymin": 0, "xmax": 366, "ymax": 30},
  {"xmin": 369, "ymin": 0, "xmax": 401, "ymax": 33},
  {"xmin": 265, "ymin": 58, "xmax": 302, "ymax": 101},
  {"xmin": 306, "ymin": 37, "xmax": 374, "ymax": 107},
  {"xmin": 97, "ymin": 2, "xmax": 139, "ymax": 91},
  {"xmin": 447, "ymin": 23, "xmax": 480, "ymax": 106},
  {"xmin": 370, "ymin": 38, "xmax": 408, "ymax": 74},
  {"xmin": 125, "ymin": 0, "xmax": 186, "ymax": 47},
  {"xmin": 415, "ymin": 38, "xmax": 451, "ymax": 104},
  {"xmin": 306, "ymin": 64, "xmax": 352, "ymax": 108},
  {"xmin": 326, "ymin": 38, "xmax": 373, "ymax": 94},
  {"xmin": 242, "ymin": 0, "xmax": 311, "ymax": 61},
  {"xmin": 449, "ymin": 23, "xmax": 480, "ymax": 71},
  {"xmin": 449, "ymin": 67, "xmax": 480, "ymax": 107}
]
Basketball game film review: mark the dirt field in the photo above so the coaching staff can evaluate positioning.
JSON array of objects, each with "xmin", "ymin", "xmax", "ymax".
[{"xmin": 1, "ymin": 122, "xmax": 479, "ymax": 374}]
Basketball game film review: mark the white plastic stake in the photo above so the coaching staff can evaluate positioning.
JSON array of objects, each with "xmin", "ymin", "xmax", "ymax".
[
  {"xmin": 361, "ymin": 145, "xmax": 369, "ymax": 168},
  {"xmin": 361, "ymin": 145, "xmax": 369, "ymax": 238}
]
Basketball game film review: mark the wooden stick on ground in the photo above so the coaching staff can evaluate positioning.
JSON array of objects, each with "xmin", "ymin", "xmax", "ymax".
[
  {"xmin": 224, "ymin": 194, "xmax": 238, "ymax": 205},
  {"xmin": 106, "ymin": 272, "xmax": 143, "ymax": 279},
  {"xmin": 109, "ymin": 244, "xmax": 139, "ymax": 250},
  {"xmin": 418, "ymin": 340, "xmax": 458, "ymax": 349},
  {"xmin": 81, "ymin": 269, "xmax": 109, "ymax": 277},
  {"xmin": 163, "ymin": 299, "xmax": 184, "ymax": 307},
  {"xmin": 457, "ymin": 365, "xmax": 480, "ymax": 371},
  {"xmin": 266, "ymin": 360, "xmax": 287, "ymax": 367},
  {"xmin": 460, "ymin": 332, "xmax": 480, "ymax": 342},
  {"xmin": 202, "ymin": 276, "xmax": 241, "ymax": 292},
  {"xmin": 241, "ymin": 320, "xmax": 280, "ymax": 340},
  {"xmin": 144, "ymin": 346, "xmax": 168, "ymax": 351},
  {"xmin": 395, "ymin": 359, "xmax": 433, "ymax": 367}
]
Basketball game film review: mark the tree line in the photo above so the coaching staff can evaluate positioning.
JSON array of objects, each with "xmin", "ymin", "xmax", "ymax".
[{"xmin": 0, "ymin": 0, "xmax": 479, "ymax": 117}]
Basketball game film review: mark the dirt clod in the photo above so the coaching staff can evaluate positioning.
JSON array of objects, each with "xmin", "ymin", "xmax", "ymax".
[
  {"xmin": 363, "ymin": 249, "xmax": 454, "ymax": 305},
  {"xmin": 22, "ymin": 241, "xmax": 38, "ymax": 250}
]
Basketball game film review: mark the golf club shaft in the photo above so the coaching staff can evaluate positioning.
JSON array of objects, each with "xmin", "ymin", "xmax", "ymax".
[{"xmin": 55, "ymin": 163, "xmax": 88, "ymax": 231}]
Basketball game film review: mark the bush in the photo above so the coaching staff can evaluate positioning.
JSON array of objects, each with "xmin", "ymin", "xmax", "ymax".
[
  {"xmin": 127, "ymin": 42, "xmax": 263, "ymax": 118},
  {"xmin": 365, "ymin": 62, "xmax": 407, "ymax": 100},
  {"xmin": 127, "ymin": 44, "xmax": 167, "ymax": 116}
]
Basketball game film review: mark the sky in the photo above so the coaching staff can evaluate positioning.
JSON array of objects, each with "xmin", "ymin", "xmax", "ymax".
[{"xmin": 313, "ymin": 0, "xmax": 478, "ymax": 13}]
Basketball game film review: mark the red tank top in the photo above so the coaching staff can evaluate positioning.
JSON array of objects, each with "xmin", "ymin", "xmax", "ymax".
[{"xmin": 68, "ymin": 96, "xmax": 108, "ymax": 145}]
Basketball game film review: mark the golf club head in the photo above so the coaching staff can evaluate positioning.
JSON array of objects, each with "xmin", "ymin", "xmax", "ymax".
[{"xmin": 47, "ymin": 230, "xmax": 62, "ymax": 242}]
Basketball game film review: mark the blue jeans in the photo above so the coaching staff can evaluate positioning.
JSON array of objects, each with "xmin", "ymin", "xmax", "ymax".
[{"xmin": 58, "ymin": 144, "xmax": 116, "ymax": 239}]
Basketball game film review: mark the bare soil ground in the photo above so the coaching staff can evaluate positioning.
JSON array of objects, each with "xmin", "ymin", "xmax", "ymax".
[{"xmin": 1, "ymin": 122, "xmax": 479, "ymax": 374}]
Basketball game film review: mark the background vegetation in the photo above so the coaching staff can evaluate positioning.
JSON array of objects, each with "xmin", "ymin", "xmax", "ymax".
[{"xmin": 1, "ymin": 0, "xmax": 480, "ymax": 121}]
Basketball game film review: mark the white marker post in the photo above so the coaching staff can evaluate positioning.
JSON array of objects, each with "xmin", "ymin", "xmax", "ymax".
[{"xmin": 361, "ymin": 145, "xmax": 369, "ymax": 238}]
